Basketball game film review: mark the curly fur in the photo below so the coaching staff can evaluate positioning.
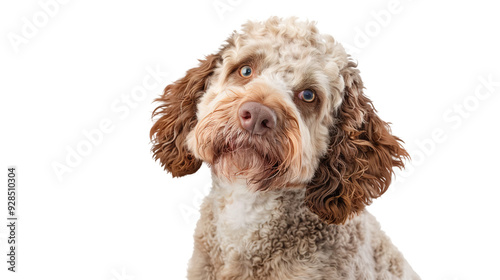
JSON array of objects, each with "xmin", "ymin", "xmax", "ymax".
[
  {"xmin": 306, "ymin": 60, "xmax": 409, "ymax": 225},
  {"xmin": 150, "ymin": 54, "xmax": 220, "ymax": 177},
  {"xmin": 151, "ymin": 17, "xmax": 419, "ymax": 279},
  {"xmin": 189, "ymin": 181, "xmax": 415, "ymax": 279}
]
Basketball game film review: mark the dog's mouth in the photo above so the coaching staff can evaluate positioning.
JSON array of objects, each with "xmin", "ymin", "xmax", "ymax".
[
  {"xmin": 190, "ymin": 99, "xmax": 303, "ymax": 190},
  {"xmin": 223, "ymin": 132, "xmax": 274, "ymax": 154},
  {"xmin": 206, "ymin": 128, "xmax": 300, "ymax": 190},
  {"xmin": 214, "ymin": 150, "xmax": 284, "ymax": 190}
]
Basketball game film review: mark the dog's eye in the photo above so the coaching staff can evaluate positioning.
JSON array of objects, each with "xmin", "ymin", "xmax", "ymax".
[
  {"xmin": 239, "ymin": 65, "xmax": 253, "ymax": 78},
  {"xmin": 298, "ymin": 89, "xmax": 315, "ymax": 102}
]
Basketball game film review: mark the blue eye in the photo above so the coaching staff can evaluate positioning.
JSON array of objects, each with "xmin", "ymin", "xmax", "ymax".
[
  {"xmin": 299, "ymin": 89, "xmax": 315, "ymax": 102},
  {"xmin": 239, "ymin": 65, "xmax": 253, "ymax": 78}
]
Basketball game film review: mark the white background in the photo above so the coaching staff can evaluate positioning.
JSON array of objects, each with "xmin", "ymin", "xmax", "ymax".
[{"xmin": 1, "ymin": 0, "xmax": 499, "ymax": 279}]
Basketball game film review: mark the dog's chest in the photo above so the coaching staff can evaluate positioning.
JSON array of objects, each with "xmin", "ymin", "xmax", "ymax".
[{"xmin": 211, "ymin": 180, "xmax": 281, "ymax": 248}]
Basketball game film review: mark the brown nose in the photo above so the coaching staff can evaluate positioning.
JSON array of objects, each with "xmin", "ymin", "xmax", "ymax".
[{"xmin": 238, "ymin": 102, "xmax": 277, "ymax": 135}]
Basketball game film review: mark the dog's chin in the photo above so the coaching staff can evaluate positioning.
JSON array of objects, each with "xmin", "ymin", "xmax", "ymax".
[
  {"xmin": 189, "ymin": 128, "xmax": 307, "ymax": 190},
  {"xmin": 210, "ymin": 144, "xmax": 288, "ymax": 191}
]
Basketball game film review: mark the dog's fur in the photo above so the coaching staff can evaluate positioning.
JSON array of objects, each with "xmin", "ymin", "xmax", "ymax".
[{"xmin": 151, "ymin": 17, "xmax": 419, "ymax": 280}]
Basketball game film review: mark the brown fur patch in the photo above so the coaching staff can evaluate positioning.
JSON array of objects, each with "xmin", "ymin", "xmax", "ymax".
[
  {"xmin": 150, "ymin": 54, "xmax": 221, "ymax": 177},
  {"xmin": 305, "ymin": 60, "xmax": 409, "ymax": 225}
]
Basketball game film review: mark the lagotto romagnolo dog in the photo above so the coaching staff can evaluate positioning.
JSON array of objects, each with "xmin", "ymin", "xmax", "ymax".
[{"xmin": 151, "ymin": 17, "xmax": 419, "ymax": 280}]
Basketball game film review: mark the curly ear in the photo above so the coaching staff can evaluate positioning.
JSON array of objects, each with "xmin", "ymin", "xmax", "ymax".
[
  {"xmin": 150, "ymin": 54, "xmax": 220, "ymax": 177},
  {"xmin": 306, "ymin": 60, "xmax": 409, "ymax": 224}
]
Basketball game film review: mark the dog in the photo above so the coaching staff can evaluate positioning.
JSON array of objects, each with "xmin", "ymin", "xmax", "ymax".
[{"xmin": 151, "ymin": 17, "xmax": 419, "ymax": 280}]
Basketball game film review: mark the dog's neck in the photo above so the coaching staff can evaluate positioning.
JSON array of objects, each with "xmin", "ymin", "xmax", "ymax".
[{"xmin": 209, "ymin": 174, "xmax": 305, "ymax": 243}]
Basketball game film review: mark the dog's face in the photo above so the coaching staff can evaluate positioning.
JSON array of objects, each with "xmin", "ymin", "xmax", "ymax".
[
  {"xmin": 151, "ymin": 18, "xmax": 408, "ymax": 224},
  {"xmin": 186, "ymin": 19, "xmax": 345, "ymax": 191}
]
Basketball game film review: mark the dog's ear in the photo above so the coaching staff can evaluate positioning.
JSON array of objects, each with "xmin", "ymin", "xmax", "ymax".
[
  {"xmin": 150, "ymin": 54, "xmax": 220, "ymax": 177},
  {"xmin": 306, "ymin": 60, "xmax": 409, "ymax": 224}
]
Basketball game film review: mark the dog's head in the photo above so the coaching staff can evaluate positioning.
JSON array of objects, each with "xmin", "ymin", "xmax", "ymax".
[{"xmin": 151, "ymin": 17, "xmax": 408, "ymax": 224}]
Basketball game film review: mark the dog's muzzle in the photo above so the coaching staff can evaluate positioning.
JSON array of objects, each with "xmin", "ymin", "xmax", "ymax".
[{"xmin": 238, "ymin": 102, "xmax": 277, "ymax": 135}]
